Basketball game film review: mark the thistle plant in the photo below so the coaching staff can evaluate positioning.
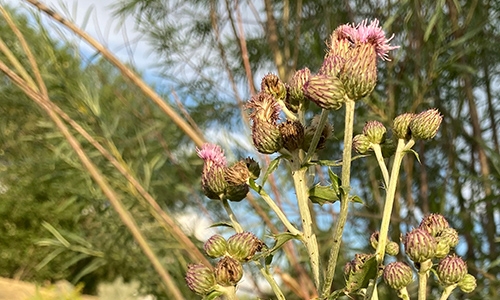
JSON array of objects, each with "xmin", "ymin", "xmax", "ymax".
[{"xmin": 186, "ymin": 19, "xmax": 476, "ymax": 300}]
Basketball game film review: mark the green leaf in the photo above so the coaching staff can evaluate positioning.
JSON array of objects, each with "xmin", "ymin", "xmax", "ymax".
[
  {"xmin": 328, "ymin": 169, "xmax": 341, "ymax": 194},
  {"xmin": 35, "ymin": 248, "xmax": 66, "ymax": 271},
  {"xmin": 208, "ymin": 222, "xmax": 234, "ymax": 229},
  {"xmin": 406, "ymin": 148, "xmax": 421, "ymax": 163},
  {"xmin": 41, "ymin": 221, "xmax": 70, "ymax": 248},
  {"xmin": 309, "ymin": 184, "xmax": 340, "ymax": 205},
  {"xmin": 71, "ymin": 257, "xmax": 107, "ymax": 284},
  {"xmin": 265, "ymin": 254, "xmax": 274, "ymax": 266},
  {"xmin": 344, "ymin": 255, "xmax": 378, "ymax": 293},
  {"xmin": 350, "ymin": 195, "xmax": 364, "ymax": 204},
  {"xmin": 261, "ymin": 156, "xmax": 283, "ymax": 185},
  {"xmin": 268, "ymin": 232, "xmax": 299, "ymax": 255}
]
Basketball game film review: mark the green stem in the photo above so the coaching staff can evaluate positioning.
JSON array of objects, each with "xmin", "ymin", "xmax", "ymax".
[
  {"xmin": 304, "ymin": 109, "xmax": 329, "ymax": 163},
  {"xmin": 291, "ymin": 162, "xmax": 320, "ymax": 288},
  {"xmin": 254, "ymin": 260, "xmax": 286, "ymax": 300},
  {"xmin": 418, "ymin": 271, "xmax": 429, "ymax": 300},
  {"xmin": 397, "ymin": 287, "xmax": 411, "ymax": 300},
  {"xmin": 321, "ymin": 98, "xmax": 356, "ymax": 298},
  {"xmin": 217, "ymin": 285, "xmax": 238, "ymax": 300},
  {"xmin": 439, "ymin": 284, "xmax": 457, "ymax": 300},
  {"xmin": 374, "ymin": 138, "xmax": 415, "ymax": 264},
  {"xmin": 249, "ymin": 180, "xmax": 301, "ymax": 236},
  {"xmin": 372, "ymin": 143, "xmax": 390, "ymax": 187},
  {"xmin": 222, "ymin": 198, "xmax": 243, "ymax": 233}
]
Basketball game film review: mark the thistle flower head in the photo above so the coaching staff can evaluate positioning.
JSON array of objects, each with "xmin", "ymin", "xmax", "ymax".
[
  {"xmin": 458, "ymin": 274, "xmax": 477, "ymax": 293},
  {"xmin": 303, "ymin": 74, "xmax": 346, "ymax": 110},
  {"xmin": 185, "ymin": 264, "xmax": 216, "ymax": 295},
  {"xmin": 247, "ymin": 92, "xmax": 281, "ymax": 126},
  {"xmin": 392, "ymin": 113, "xmax": 416, "ymax": 140},
  {"xmin": 363, "ymin": 120, "xmax": 387, "ymax": 144},
  {"xmin": 404, "ymin": 228, "xmax": 437, "ymax": 263},
  {"xmin": 214, "ymin": 256, "xmax": 243, "ymax": 286},
  {"xmin": 353, "ymin": 134, "xmax": 371, "ymax": 154},
  {"xmin": 204, "ymin": 234, "xmax": 228, "ymax": 258},
  {"xmin": 279, "ymin": 120, "xmax": 305, "ymax": 151},
  {"xmin": 419, "ymin": 213, "xmax": 450, "ymax": 237},
  {"xmin": 244, "ymin": 157, "xmax": 260, "ymax": 179},
  {"xmin": 386, "ymin": 241, "xmax": 400, "ymax": 256},
  {"xmin": 383, "ymin": 261, "xmax": 414, "ymax": 290},
  {"xmin": 355, "ymin": 19, "xmax": 399, "ymax": 61},
  {"xmin": 319, "ymin": 54, "xmax": 345, "ymax": 77},
  {"xmin": 261, "ymin": 73, "xmax": 286, "ymax": 101},
  {"xmin": 197, "ymin": 143, "xmax": 228, "ymax": 200},
  {"xmin": 227, "ymin": 231, "xmax": 265, "ymax": 262},
  {"xmin": 436, "ymin": 255, "xmax": 468, "ymax": 286},
  {"xmin": 287, "ymin": 68, "xmax": 311, "ymax": 112},
  {"xmin": 438, "ymin": 227, "xmax": 459, "ymax": 248},
  {"xmin": 339, "ymin": 43, "xmax": 378, "ymax": 100},
  {"xmin": 409, "ymin": 108, "xmax": 443, "ymax": 140}
]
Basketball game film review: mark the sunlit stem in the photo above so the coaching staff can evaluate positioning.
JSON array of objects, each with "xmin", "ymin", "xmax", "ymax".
[
  {"xmin": 304, "ymin": 109, "xmax": 329, "ymax": 163},
  {"xmin": 374, "ymin": 138, "xmax": 415, "ymax": 264},
  {"xmin": 222, "ymin": 198, "xmax": 243, "ymax": 233},
  {"xmin": 397, "ymin": 287, "xmax": 411, "ymax": 300},
  {"xmin": 291, "ymin": 157, "xmax": 320, "ymax": 288},
  {"xmin": 372, "ymin": 143, "xmax": 389, "ymax": 187},
  {"xmin": 322, "ymin": 98, "xmax": 355, "ymax": 297},
  {"xmin": 249, "ymin": 179, "xmax": 301, "ymax": 236},
  {"xmin": 439, "ymin": 284, "xmax": 457, "ymax": 300},
  {"xmin": 254, "ymin": 260, "xmax": 286, "ymax": 300},
  {"xmin": 417, "ymin": 260, "xmax": 432, "ymax": 300}
]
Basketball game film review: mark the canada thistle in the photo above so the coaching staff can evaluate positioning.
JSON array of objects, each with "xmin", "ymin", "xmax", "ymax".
[
  {"xmin": 410, "ymin": 108, "xmax": 443, "ymax": 140},
  {"xmin": 436, "ymin": 255, "xmax": 468, "ymax": 286},
  {"xmin": 383, "ymin": 261, "xmax": 414, "ymax": 290},
  {"xmin": 197, "ymin": 144, "xmax": 228, "ymax": 200},
  {"xmin": 404, "ymin": 228, "xmax": 437, "ymax": 263},
  {"xmin": 247, "ymin": 92, "xmax": 283, "ymax": 154},
  {"xmin": 185, "ymin": 264, "xmax": 216, "ymax": 296}
]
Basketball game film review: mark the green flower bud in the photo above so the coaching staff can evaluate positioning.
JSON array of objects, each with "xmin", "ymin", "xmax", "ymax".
[
  {"xmin": 287, "ymin": 68, "xmax": 311, "ymax": 112},
  {"xmin": 319, "ymin": 54, "xmax": 345, "ymax": 77},
  {"xmin": 185, "ymin": 264, "xmax": 216, "ymax": 295},
  {"xmin": 301, "ymin": 115, "xmax": 333, "ymax": 152},
  {"xmin": 261, "ymin": 73, "xmax": 286, "ymax": 102},
  {"xmin": 386, "ymin": 241, "xmax": 400, "ymax": 256},
  {"xmin": 438, "ymin": 227, "xmax": 459, "ymax": 248},
  {"xmin": 363, "ymin": 120, "xmax": 386, "ymax": 144},
  {"xmin": 404, "ymin": 228, "xmax": 437, "ymax": 263},
  {"xmin": 409, "ymin": 108, "xmax": 443, "ymax": 140},
  {"xmin": 215, "ymin": 256, "xmax": 243, "ymax": 286},
  {"xmin": 224, "ymin": 160, "xmax": 250, "ymax": 201},
  {"xmin": 339, "ymin": 43, "xmax": 377, "ymax": 100},
  {"xmin": 244, "ymin": 157, "xmax": 260, "ymax": 180},
  {"xmin": 435, "ymin": 240, "xmax": 451, "ymax": 259},
  {"xmin": 251, "ymin": 120, "xmax": 283, "ymax": 154},
  {"xmin": 279, "ymin": 120, "xmax": 305, "ymax": 151},
  {"xmin": 458, "ymin": 274, "xmax": 477, "ymax": 293},
  {"xmin": 227, "ymin": 232, "xmax": 265, "ymax": 261},
  {"xmin": 353, "ymin": 134, "xmax": 371, "ymax": 154},
  {"xmin": 392, "ymin": 113, "xmax": 415, "ymax": 140},
  {"xmin": 383, "ymin": 262, "xmax": 414, "ymax": 290},
  {"xmin": 437, "ymin": 255, "xmax": 468, "ymax": 286},
  {"xmin": 303, "ymin": 74, "xmax": 346, "ymax": 110},
  {"xmin": 419, "ymin": 213, "xmax": 449, "ymax": 237},
  {"xmin": 369, "ymin": 231, "xmax": 380, "ymax": 250},
  {"xmin": 204, "ymin": 235, "xmax": 228, "ymax": 258}
]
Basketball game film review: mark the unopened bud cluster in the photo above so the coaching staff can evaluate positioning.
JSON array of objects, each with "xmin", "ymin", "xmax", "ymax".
[
  {"xmin": 247, "ymin": 19, "xmax": 398, "ymax": 155},
  {"xmin": 382, "ymin": 214, "xmax": 475, "ymax": 295},
  {"xmin": 392, "ymin": 109, "xmax": 443, "ymax": 140},
  {"xmin": 197, "ymin": 144, "xmax": 260, "ymax": 201},
  {"xmin": 186, "ymin": 232, "xmax": 265, "ymax": 296}
]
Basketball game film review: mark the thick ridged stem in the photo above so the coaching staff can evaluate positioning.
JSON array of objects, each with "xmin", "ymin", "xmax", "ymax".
[{"xmin": 322, "ymin": 98, "xmax": 355, "ymax": 297}]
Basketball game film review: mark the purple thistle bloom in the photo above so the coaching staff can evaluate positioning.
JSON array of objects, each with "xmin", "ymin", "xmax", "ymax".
[
  {"xmin": 355, "ymin": 19, "xmax": 399, "ymax": 61},
  {"xmin": 197, "ymin": 143, "xmax": 227, "ymax": 168}
]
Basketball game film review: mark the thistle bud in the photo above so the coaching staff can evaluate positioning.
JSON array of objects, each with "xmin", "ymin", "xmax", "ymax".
[
  {"xmin": 435, "ymin": 240, "xmax": 451, "ymax": 259},
  {"xmin": 287, "ymin": 68, "xmax": 311, "ymax": 112},
  {"xmin": 204, "ymin": 235, "xmax": 228, "ymax": 258},
  {"xmin": 185, "ymin": 264, "xmax": 216, "ymax": 295},
  {"xmin": 223, "ymin": 160, "xmax": 250, "ymax": 201},
  {"xmin": 353, "ymin": 134, "xmax": 371, "ymax": 154},
  {"xmin": 303, "ymin": 74, "xmax": 346, "ymax": 110},
  {"xmin": 339, "ymin": 43, "xmax": 377, "ymax": 100},
  {"xmin": 458, "ymin": 274, "xmax": 477, "ymax": 293},
  {"xmin": 436, "ymin": 255, "xmax": 468, "ymax": 286},
  {"xmin": 419, "ymin": 213, "xmax": 449, "ymax": 237},
  {"xmin": 363, "ymin": 121, "xmax": 386, "ymax": 144},
  {"xmin": 392, "ymin": 113, "xmax": 415, "ymax": 140},
  {"xmin": 279, "ymin": 120, "xmax": 305, "ymax": 151},
  {"xmin": 319, "ymin": 54, "xmax": 345, "ymax": 77},
  {"xmin": 383, "ymin": 262, "xmax": 414, "ymax": 290},
  {"xmin": 197, "ymin": 144, "xmax": 228, "ymax": 200},
  {"xmin": 244, "ymin": 157, "xmax": 260, "ymax": 180},
  {"xmin": 438, "ymin": 227, "xmax": 459, "ymax": 248},
  {"xmin": 227, "ymin": 232, "xmax": 265, "ymax": 261},
  {"xmin": 251, "ymin": 120, "xmax": 283, "ymax": 154},
  {"xmin": 302, "ymin": 115, "xmax": 333, "ymax": 152},
  {"xmin": 261, "ymin": 73, "xmax": 286, "ymax": 102},
  {"xmin": 409, "ymin": 109, "xmax": 443, "ymax": 140},
  {"xmin": 215, "ymin": 256, "xmax": 243, "ymax": 286},
  {"xmin": 386, "ymin": 241, "xmax": 400, "ymax": 256},
  {"xmin": 404, "ymin": 228, "xmax": 437, "ymax": 263},
  {"xmin": 328, "ymin": 24, "xmax": 358, "ymax": 60}
]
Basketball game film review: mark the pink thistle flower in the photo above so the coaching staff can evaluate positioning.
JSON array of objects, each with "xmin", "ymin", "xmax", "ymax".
[
  {"xmin": 197, "ymin": 143, "xmax": 227, "ymax": 168},
  {"xmin": 355, "ymin": 19, "xmax": 399, "ymax": 61}
]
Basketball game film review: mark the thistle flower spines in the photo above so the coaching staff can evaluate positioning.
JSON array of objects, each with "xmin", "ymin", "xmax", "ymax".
[
  {"xmin": 383, "ymin": 261, "xmax": 414, "ymax": 290},
  {"xmin": 363, "ymin": 120, "xmax": 387, "ymax": 144},
  {"xmin": 303, "ymin": 74, "xmax": 346, "ymax": 110},
  {"xmin": 419, "ymin": 213, "xmax": 450, "ymax": 237},
  {"xmin": 227, "ymin": 232, "xmax": 264, "ymax": 261},
  {"xmin": 197, "ymin": 143, "xmax": 228, "ymax": 200},
  {"xmin": 392, "ymin": 113, "xmax": 416, "ymax": 140},
  {"xmin": 458, "ymin": 274, "xmax": 477, "ymax": 293},
  {"xmin": 261, "ymin": 73, "xmax": 286, "ymax": 102},
  {"xmin": 404, "ymin": 228, "xmax": 437, "ymax": 263},
  {"xmin": 185, "ymin": 264, "xmax": 216, "ymax": 295},
  {"xmin": 204, "ymin": 234, "xmax": 228, "ymax": 258},
  {"xmin": 436, "ymin": 255, "xmax": 468, "ymax": 286},
  {"xmin": 214, "ymin": 256, "xmax": 243, "ymax": 286},
  {"xmin": 279, "ymin": 120, "xmax": 305, "ymax": 151},
  {"xmin": 409, "ymin": 108, "xmax": 443, "ymax": 140}
]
